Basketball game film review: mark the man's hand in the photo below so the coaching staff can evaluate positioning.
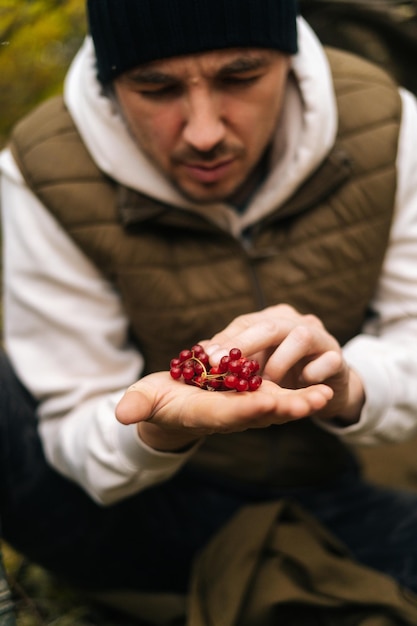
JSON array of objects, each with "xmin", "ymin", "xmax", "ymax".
[
  {"xmin": 115, "ymin": 371, "xmax": 333, "ymax": 452},
  {"xmin": 116, "ymin": 303, "xmax": 364, "ymax": 452},
  {"xmin": 203, "ymin": 304, "xmax": 366, "ymax": 425}
]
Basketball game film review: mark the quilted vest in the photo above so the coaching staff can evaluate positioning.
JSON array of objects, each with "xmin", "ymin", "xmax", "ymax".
[{"xmin": 10, "ymin": 48, "xmax": 402, "ymax": 488}]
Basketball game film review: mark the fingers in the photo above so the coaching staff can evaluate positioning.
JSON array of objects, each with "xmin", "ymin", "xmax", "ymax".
[
  {"xmin": 262, "ymin": 382, "xmax": 334, "ymax": 424},
  {"xmin": 205, "ymin": 306, "xmax": 326, "ymax": 367},
  {"xmin": 301, "ymin": 350, "xmax": 344, "ymax": 384},
  {"xmin": 205, "ymin": 313, "xmax": 341, "ymax": 390},
  {"xmin": 207, "ymin": 316, "xmax": 293, "ymax": 364},
  {"xmin": 263, "ymin": 325, "xmax": 341, "ymax": 383}
]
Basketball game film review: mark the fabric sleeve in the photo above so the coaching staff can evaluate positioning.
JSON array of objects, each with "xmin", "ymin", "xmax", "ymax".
[
  {"xmin": 320, "ymin": 88, "xmax": 417, "ymax": 445},
  {"xmin": 0, "ymin": 148, "xmax": 197, "ymax": 505}
]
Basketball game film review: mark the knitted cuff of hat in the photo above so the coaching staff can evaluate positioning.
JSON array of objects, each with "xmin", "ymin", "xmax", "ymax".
[{"xmin": 87, "ymin": 0, "xmax": 299, "ymax": 83}]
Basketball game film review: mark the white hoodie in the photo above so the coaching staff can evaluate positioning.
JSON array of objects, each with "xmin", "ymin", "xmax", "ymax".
[{"xmin": 2, "ymin": 18, "xmax": 417, "ymax": 505}]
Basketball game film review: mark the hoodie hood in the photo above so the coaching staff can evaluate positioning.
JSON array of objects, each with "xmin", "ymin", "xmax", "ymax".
[{"xmin": 64, "ymin": 17, "xmax": 337, "ymax": 235}]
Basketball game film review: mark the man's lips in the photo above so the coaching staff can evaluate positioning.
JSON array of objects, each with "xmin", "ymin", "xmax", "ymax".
[{"xmin": 181, "ymin": 158, "xmax": 235, "ymax": 183}]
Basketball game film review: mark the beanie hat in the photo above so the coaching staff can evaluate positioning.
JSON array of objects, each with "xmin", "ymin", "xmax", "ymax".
[{"xmin": 87, "ymin": 0, "xmax": 299, "ymax": 84}]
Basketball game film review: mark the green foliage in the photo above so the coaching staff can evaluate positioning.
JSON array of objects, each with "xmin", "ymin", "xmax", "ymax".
[
  {"xmin": 0, "ymin": 0, "xmax": 87, "ymax": 147},
  {"xmin": 3, "ymin": 543, "xmax": 145, "ymax": 625}
]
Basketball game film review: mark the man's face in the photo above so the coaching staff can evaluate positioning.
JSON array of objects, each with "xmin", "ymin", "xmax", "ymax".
[{"xmin": 114, "ymin": 48, "xmax": 291, "ymax": 204}]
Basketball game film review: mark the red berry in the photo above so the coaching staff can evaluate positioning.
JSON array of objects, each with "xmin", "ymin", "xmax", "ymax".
[
  {"xmin": 248, "ymin": 375, "xmax": 263, "ymax": 391},
  {"xmin": 198, "ymin": 353, "xmax": 210, "ymax": 366},
  {"xmin": 228, "ymin": 360, "xmax": 242, "ymax": 374},
  {"xmin": 193, "ymin": 362, "xmax": 205, "ymax": 375},
  {"xmin": 179, "ymin": 349, "xmax": 193, "ymax": 362},
  {"xmin": 229, "ymin": 348, "xmax": 242, "ymax": 360},
  {"xmin": 219, "ymin": 355, "xmax": 231, "ymax": 373},
  {"xmin": 239, "ymin": 365, "xmax": 253, "ymax": 379},
  {"xmin": 170, "ymin": 366, "xmax": 182, "ymax": 380},
  {"xmin": 236, "ymin": 378, "xmax": 249, "ymax": 392},
  {"xmin": 207, "ymin": 379, "xmax": 223, "ymax": 390},
  {"xmin": 224, "ymin": 374, "xmax": 239, "ymax": 389},
  {"xmin": 182, "ymin": 366, "xmax": 195, "ymax": 380}
]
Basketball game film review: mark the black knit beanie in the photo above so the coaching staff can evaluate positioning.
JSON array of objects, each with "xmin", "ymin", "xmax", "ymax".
[{"xmin": 87, "ymin": 0, "xmax": 299, "ymax": 84}]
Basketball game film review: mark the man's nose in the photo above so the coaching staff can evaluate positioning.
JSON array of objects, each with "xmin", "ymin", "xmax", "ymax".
[{"xmin": 182, "ymin": 90, "xmax": 226, "ymax": 152}]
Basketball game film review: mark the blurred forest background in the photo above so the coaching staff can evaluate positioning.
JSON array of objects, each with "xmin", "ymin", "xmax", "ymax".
[{"xmin": 0, "ymin": 0, "xmax": 86, "ymax": 149}]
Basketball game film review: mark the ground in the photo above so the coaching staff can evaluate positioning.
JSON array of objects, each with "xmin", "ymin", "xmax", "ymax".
[{"xmin": 3, "ymin": 543, "xmax": 143, "ymax": 625}]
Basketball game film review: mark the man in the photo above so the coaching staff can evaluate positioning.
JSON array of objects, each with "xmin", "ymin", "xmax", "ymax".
[{"xmin": 2, "ymin": 0, "xmax": 417, "ymax": 623}]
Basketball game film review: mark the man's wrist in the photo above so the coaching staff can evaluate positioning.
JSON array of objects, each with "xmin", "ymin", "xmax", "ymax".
[
  {"xmin": 137, "ymin": 421, "xmax": 200, "ymax": 452},
  {"xmin": 334, "ymin": 368, "xmax": 366, "ymax": 426}
]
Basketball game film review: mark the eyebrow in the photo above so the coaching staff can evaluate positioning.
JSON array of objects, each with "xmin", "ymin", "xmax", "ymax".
[
  {"xmin": 124, "ymin": 70, "xmax": 176, "ymax": 85},
  {"xmin": 217, "ymin": 55, "xmax": 272, "ymax": 76},
  {"xmin": 124, "ymin": 53, "xmax": 272, "ymax": 85}
]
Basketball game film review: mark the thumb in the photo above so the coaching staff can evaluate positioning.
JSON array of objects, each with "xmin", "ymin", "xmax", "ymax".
[{"xmin": 115, "ymin": 383, "xmax": 155, "ymax": 425}]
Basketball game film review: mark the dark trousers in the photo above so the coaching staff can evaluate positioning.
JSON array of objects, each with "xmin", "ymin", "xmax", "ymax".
[{"xmin": 2, "ymin": 350, "xmax": 417, "ymax": 595}]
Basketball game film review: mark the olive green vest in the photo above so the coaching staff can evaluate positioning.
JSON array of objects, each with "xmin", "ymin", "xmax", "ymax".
[{"xmin": 10, "ymin": 48, "xmax": 402, "ymax": 488}]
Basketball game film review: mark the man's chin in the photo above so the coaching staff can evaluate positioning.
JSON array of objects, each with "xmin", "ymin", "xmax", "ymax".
[
  {"xmin": 175, "ymin": 184, "xmax": 236, "ymax": 205},
  {"xmin": 173, "ymin": 177, "xmax": 246, "ymax": 206}
]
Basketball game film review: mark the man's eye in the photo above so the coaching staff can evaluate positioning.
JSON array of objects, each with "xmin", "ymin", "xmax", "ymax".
[
  {"xmin": 138, "ymin": 84, "xmax": 181, "ymax": 99},
  {"xmin": 221, "ymin": 74, "xmax": 259, "ymax": 87}
]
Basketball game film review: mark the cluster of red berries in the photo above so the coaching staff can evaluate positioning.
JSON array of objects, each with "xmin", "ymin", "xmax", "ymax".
[{"xmin": 169, "ymin": 344, "xmax": 263, "ymax": 392}]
